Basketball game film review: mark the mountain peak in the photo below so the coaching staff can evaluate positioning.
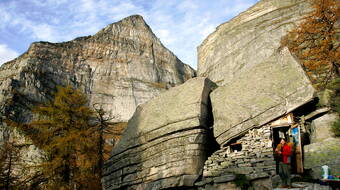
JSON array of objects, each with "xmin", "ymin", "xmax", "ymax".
[
  {"xmin": 121, "ymin": 14, "xmax": 146, "ymax": 23},
  {"xmin": 94, "ymin": 15, "xmax": 153, "ymax": 39}
]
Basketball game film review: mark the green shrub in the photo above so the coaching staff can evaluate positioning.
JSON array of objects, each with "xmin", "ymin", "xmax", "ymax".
[
  {"xmin": 332, "ymin": 119, "xmax": 340, "ymax": 137},
  {"xmin": 328, "ymin": 78, "xmax": 340, "ymax": 137}
]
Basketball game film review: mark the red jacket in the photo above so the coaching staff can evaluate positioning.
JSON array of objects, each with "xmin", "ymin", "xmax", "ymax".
[{"xmin": 281, "ymin": 144, "xmax": 292, "ymax": 164}]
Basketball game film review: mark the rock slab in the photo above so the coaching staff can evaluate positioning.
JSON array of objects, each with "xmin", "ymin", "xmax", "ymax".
[
  {"xmin": 304, "ymin": 138, "xmax": 340, "ymax": 179},
  {"xmin": 210, "ymin": 48, "xmax": 315, "ymax": 145},
  {"xmin": 102, "ymin": 77, "xmax": 216, "ymax": 190},
  {"xmin": 198, "ymin": 0, "xmax": 312, "ymax": 86},
  {"xmin": 0, "ymin": 15, "xmax": 195, "ymax": 188},
  {"xmin": 310, "ymin": 113, "xmax": 338, "ymax": 143},
  {"xmin": 197, "ymin": 0, "xmax": 316, "ymax": 146}
]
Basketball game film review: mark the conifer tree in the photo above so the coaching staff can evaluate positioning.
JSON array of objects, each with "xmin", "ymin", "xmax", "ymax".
[
  {"xmin": 92, "ymin": 104, "xmax": 111, "ymax": 178},
  {"xmin": 282, "ymin": 0, "xmax": 339, "ymax": 89},
  {"xmin": 0, "ymin": 140, "xmax": 21, "ymax": 190},
  {"xmin": 92, "ymin": 104, "xmax": 127, "ymax": 171},
  {"xmin": 19, "ymin": 86, "xmax": 101, "ymax": 190},
  {"xmin": 282, "ymin": 0, "xmax": 340, "ymax": 136},
  {"xmin": 1, "ymin": 105, "xmax": 42, "ymax": 190}
]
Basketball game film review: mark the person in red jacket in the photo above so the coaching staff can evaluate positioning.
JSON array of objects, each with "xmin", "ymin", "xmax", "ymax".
[{"xmin": 275, "ymin": 138, "xmax": 292, "ymax": 188}]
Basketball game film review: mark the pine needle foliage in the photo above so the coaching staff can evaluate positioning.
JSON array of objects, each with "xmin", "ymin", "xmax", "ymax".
[
  {"xmin": 0, "ymin": 140, "xmax": 22, "ymax": 190},
  {"xmin": 20, "ymin": 86, "xmax": 101, "ymax": 190}
]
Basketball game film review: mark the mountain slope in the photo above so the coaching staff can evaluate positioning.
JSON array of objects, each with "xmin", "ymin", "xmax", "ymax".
[{"xmin": 0, "ymin": 15, "xmax": 196, "ymax": 123}]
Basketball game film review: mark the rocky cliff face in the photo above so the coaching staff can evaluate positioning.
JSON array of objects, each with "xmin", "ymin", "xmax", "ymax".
[{"xmin": 0, "ymin": 15, "xmax": 195, "ymax": 123}]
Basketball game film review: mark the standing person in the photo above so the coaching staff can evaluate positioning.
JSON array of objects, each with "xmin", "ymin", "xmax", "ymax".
[{"xmin": 275, "ymin": 138, "xmax": 292, "ymax": 188}]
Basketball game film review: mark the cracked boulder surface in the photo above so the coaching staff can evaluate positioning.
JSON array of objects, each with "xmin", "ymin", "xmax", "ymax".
[
  {"xmin": 102, "ymin": 77, "xmax": 216, "ymax": 190},
  {"xmin": 211, "ymin": 47, "xmax": 315, "ymax": 146},
  {"xmin": 197, "ymin": 0, "xmax": 316, "ymax": 146},
  {"xmin": 0, "ymin": 15, "xmax": 195, "ymax": 123},
  {"xmin": 198, "ymin": 0, "xmax": 312, "ymax": 86}
]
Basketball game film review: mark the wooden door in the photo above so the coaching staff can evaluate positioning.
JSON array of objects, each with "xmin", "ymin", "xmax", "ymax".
[{"xmin": 291, "ymin": 125, "xmax": 303, "ymax": 173}]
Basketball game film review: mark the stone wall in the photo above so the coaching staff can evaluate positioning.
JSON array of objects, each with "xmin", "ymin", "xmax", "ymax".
[{"xmin": 196, "ymin": 125, "xmax": 275, "ymax": 189}]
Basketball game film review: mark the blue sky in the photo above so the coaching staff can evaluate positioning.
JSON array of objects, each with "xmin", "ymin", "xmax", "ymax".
[{"xmin": 0, "ymin": 0, "xmax": 259, "ymax": 68}]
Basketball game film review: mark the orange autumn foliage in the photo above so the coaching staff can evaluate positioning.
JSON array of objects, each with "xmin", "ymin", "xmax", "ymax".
[
  {"xmin": 20, "ymin": 86, "xmax": 102, "ymax": 190},
  {"xmin": 282, "ymin": 0, "xmax": 340, "ymax": 89}
]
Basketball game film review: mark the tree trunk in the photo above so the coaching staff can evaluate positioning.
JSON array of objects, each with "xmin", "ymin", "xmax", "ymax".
[{"xmin": 5, "ymin": 150, "xmax": 12, "ymax": 190}]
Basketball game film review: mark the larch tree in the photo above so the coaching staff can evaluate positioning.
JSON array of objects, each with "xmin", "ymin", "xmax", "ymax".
[
  {"xmin": 1, "ymin": 105, "xmax": 39, "ymax": 190},
  {"xmin": 282, "ymin": 0, "xmax": 339, "ymax": 89},
  {"xmin": 0, "ymin": 139, "xmax": 21, "ymax": 190},
  {"xmin": 282, "ymin": 0, "xmax": 340, "ymax": 136},
  {"xmin": 92, "ymin": 104, "xmax": 127, "ymax": 177},
  {"xmin": 0, "ymin": 105, "xmax": 20, "ymax": 190},
  {"xmin": 17, "ymin": 86, "xmax": 102, "ymax": 190},
  {"xmin": 92, "ymin": 104, "xmax": 113, "ymax": 178}
]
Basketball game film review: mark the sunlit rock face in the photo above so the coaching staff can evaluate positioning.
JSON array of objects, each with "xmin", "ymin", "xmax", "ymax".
[
  {"xmin": 198, "ymin": 0, "xmax": 312, "ymax": 85},
  {"xmin": 102, "ymin": 77, "xmax": 216, "ymax": 190},
  {"xmin": 0, "ymin": 15, "xmax": 195, "ymax": 124},
  {"xmin": 197, "ymin": 0, "xmax": 315, "ymax": 146},
  {"xmin": 210, "ymin": 47, "xmax": 315, "ymax": 145}
]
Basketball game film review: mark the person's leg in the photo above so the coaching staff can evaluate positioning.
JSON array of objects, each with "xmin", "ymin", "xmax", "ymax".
[
  {"xmin": 287, "ymin": 165, "xmax": 291, "ymax": 187},
  {"xmin": 279, "ymin": 162, "xmax": 287, "ymax": 186},
  {"xmin": 276, "ymin": 159, "xmax": 280, "ymax": 174}
]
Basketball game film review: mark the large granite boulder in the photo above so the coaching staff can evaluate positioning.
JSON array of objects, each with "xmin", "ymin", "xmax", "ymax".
[
  {"xmin": 197, "ymin": 0, "xmax": 316, "ymax": 146},
  {"xmin": 198, "ymin": 0, "xmax": 312, "ymax": 86},
  {"xmin": 102, "ymin": 77, "xmax": 216, "ymax": 190},
  {"xmin": 310, "ymin": 113, "xmax": 338, "ymax": 143},
  {"xmin": 0, "ymin": 15, "xmax": 195, "ymax": 124},
  {"xmin": 305, "ymin": 113, "xmax": 339, "ymax": 179},
  {"xmin": 304, "ymin": 138, "xmax": 340, "ymax": 179},
  {"xmin": 210, "ymin": 48, "xmax": 315, "ymax": 145}
]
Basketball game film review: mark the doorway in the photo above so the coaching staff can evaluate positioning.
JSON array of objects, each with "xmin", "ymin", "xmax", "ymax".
[{"xmin": 272, "ymin": 125, "xmax": 303, "ymax": 174}]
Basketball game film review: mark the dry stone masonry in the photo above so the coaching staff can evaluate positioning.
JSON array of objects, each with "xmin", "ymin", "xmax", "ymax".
[
  {"xmin": 102, "ymin": 77, "xmax": 217, "ymax": 190},
  {"xmin": 197, "ymin": 125, "xmax": 275, "ymax": 189},
  {"xmin": 101, "ymin": 0, "xmax": 337, "ymax": 189}
]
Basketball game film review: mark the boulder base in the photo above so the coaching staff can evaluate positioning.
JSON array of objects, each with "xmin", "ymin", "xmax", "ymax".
[
  {"xmin": 310, "ymin": 113, "xmax": 337, "ymax": 143},
  {"xmin": 304, "ymin": 138, "xmax": 340, "ymax": 179}
]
